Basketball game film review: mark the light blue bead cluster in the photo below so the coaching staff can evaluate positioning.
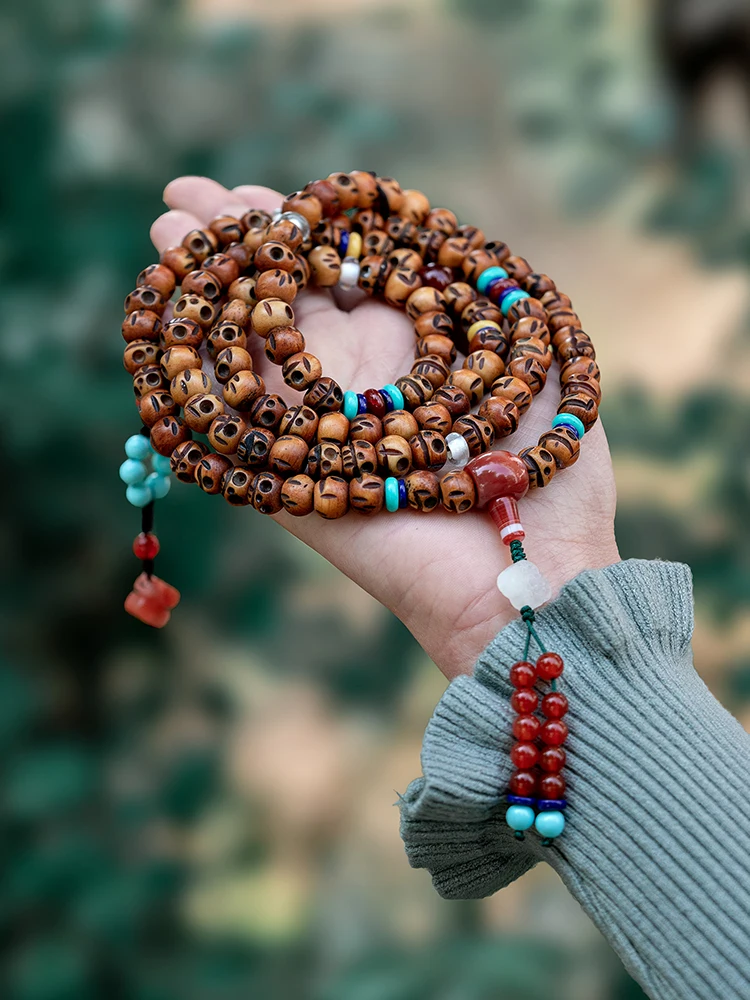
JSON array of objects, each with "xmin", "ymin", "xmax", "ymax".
[
  {"xmin": 506, "ymin": 804, "xmax": 566, "ymax": 839},
  {"xmin": 343, "ymin": 383, "xmax": 406, "ymax": 420},
  {"xmin": 119, "ymin": 434, "xmax": 172, "ymax": 508},
  {"xmin": 552, "ymin": 412, "xmax": 585, "ymax": 439},
  {"xmin": 476, "ymin": 265, "xmax": 508, "ymax": 295},
  {"xmin": 384, "ymin": 476, "xmax": 408, "ymax": 512}
]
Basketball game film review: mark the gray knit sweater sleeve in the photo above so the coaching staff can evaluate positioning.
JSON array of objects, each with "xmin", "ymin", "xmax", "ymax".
[{"xmin": 399, "ymin": 560, "xmax": 750, "ymax": 1000}]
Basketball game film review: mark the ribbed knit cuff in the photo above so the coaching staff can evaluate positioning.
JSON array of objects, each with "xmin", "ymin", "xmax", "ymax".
[{"xmin": 399, "ymin": 560, "xmax": 750, "ymax": 1000}]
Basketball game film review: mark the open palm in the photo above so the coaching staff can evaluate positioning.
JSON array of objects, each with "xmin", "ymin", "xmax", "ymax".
[{"xmin": 151, "ymin": 177, "xmax": 619, "ymax": 678}]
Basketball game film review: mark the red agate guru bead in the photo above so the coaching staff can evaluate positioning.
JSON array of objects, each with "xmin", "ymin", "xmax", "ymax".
[{"xmin": 465, "ymin": 450, "xmax": 529, "ymax": 507}]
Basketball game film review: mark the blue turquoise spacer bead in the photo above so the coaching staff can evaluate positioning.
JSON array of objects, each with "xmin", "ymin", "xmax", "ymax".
[
  {"xmin": 124, "ymin": 434, "xmax": 152, "ymax": 461},
  {"xmin": 384, "ymin": 477, "xmax": 400, "ymax": 512},
  {"xmin": 343, "ymin": 391, "xmax": 359, "ymax": 421},
  {"xmin": 499, "ymin": 288, "xmax": 530, "ymax": 316},
  {"xmin": 506, "ymin": 794, "xmax": 536, "ymax": 807},
  {"xmin": 535, "ymin": 810, "xmax": 565, "ymax": 838},
  {"xmin": 339, "ymin": 231, "xmax": 349, "ymax": 256},
  {"xmin": 151, "ymin": 454, "xmax": 173, "ymax": 476},
  {"xmin": 145, "ymin": 472, "xmax": 171, "ymax": 500},
  {"xmin": 538, "ymin": 799, "xmax": 567, "ymax": 811},
  {"xmin": 119, "ymin": 458, "xmax": 148, "ymax": 486},
  {"xmin": 476, "ymin": 266, "xmax": 509, "ymax": 295},
  {"xmin": 126, "ymin": 483, "xmax": 153, "ymax": 508},
  {"xmin": 505, "ymin": 804, "xmax": 535, "ymax": 832},
  {"xmin": 397, "ymin": 478, "xmax": 407, "ymax": 508},
  {"xmin": 383, "ymin": 383, "xmax": 404, "ymax": 411},
  {"xmin": 357, "ymin": 393, "xmax": 368, "ymax": 415},
  {"xmin": 380, "ymin": 389, "xmax": 394, "ymax": 412},
  {"xmin": 551, "ymin": 413, "xmax": 585, "ymax": 440}
]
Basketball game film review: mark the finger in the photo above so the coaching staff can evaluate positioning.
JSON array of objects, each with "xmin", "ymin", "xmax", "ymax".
[
  {"xmin": 163, "ymin": 176, "xmax": 249, "ymax": 224},
  {"xmin": 231, "ymin": 185, "xmax": 284, "ymax": 213},
  {"xmin": 150, "ymin": 209, "xmax": 204, "ymax": 253}
]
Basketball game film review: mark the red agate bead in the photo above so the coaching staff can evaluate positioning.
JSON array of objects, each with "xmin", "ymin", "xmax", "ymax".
[
  {"xmin": 133, "ymin": 531, "xmax": 160, "ymax": 560},
  {"xmin": 512, "ymin": 714, "xmax": 541, "ymax": 742},
  {"xmin": 540, "ymin": 719, "xmax": 568, "ymax": 746},
  {"xmin": 510, "ymin": 688, "xmax": 538, "ymax": 714},
  {"xmin": 539, "ymin": 774, "xmax": 566, "ymax": 799},
  {"xmin": 509, "ymin": 661, "xmax": 536, "ymax": 687},
  {"xmin": 508, "ymin": 770, "xmax": 537, "ymax": 796},
  {"xmin": 536, "ymin": 652, "xmax": 564, "ymax": 680},
  {"xmin": 541, "ymin": 692, "xmax": 568, "ymax": 718},
  {"xmin": 510, "ymin": 741, "xmax": 539, "ymax": 769},
  {"xmin": 539, "ymin": 747, "xmax": 566, "ymax": 772},
  {"xmin": 465, "ymin": 450, "xmax": 529, "ymax": 507},
  {"xmin": 363, "ymin": 388, "xmax": 387, "ymax": 418}
]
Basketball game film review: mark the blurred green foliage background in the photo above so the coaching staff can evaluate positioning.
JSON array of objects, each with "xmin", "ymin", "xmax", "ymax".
[{"xmin": 2, "ymin": 1, "xmax": 750, "ymax": 997}]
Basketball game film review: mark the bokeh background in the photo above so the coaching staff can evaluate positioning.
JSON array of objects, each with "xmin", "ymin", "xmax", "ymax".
[{"xmin": 3, "ymin": 0, "xmax": 750, "ymax": 997}]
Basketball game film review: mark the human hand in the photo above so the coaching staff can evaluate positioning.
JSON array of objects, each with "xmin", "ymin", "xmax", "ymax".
[{"xmin": 151, "ymin": 176, "xmax": 619, "ymax": 679}]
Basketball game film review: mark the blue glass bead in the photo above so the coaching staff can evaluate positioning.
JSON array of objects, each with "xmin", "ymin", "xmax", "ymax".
[
  {"xmin": 126, "ymin": 483, "xmax": 153, "ymax": 508},
  {"xmin": 119, "ymin": 459, "xmax": 147, "ymax": 485},
  {"xmin": 476, "ymin": 266, "xmax": 508, "ymax": 295},
  {"xmin": 151, "ymin": 454, "xmax": 172, "ymax": 476},
  {"xmin": 499, "ymin": 288, "xmax": 530, "ymax": 316},
  {"xmin": 538, "ymin": 799, "xmax": 568, "ymax": 811},
  {"xmin": 534, "ymin": 810, "xmax": 565, "ymax": 839},
  {"xmin": 339, "ymin": 231, "xmax": 349, "ymax": 256},
  {"xmin": 383, "ymin": 383, "xmax": 405, "ymax": 411},
  {"xmin": 397, "ymin": 478, "xmax": 407, "ymax": 509},
  {"xmin": 124, "ymin": 434, "xmax": 152, "ymax": 460},
  {"xmin": 145, "ymin": 472, "xmax": 171, "ymax": 500},
  {"xmin": 551, "ymin": 413, "xmax": 585, "ymax": 440},
  {"xmin": 385, "ymin": 477, "xmax": 400, "ymax": 512},
  {"xmin": 343, "ymin": 391, "xmax": 359, "ymax": 421},
  {"xmin": 357, "ymin": 393, "xmax": 368, "ymax": 415},
  {"xmin": 506, "ymin": 795, "xmax": 536, "ymax": 807},
  {"xmin": 380, "ymin": 389, "xmax": 394, "ymax": 412},
  {"xmin": 506, "ymin": 804, "xmax": 535, "ymax": 832}
]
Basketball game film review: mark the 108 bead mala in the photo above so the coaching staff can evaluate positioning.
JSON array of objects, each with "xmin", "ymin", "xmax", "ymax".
[{"xmin": 120, "ymin": 172, "xmax": 602, "ymax": 843}]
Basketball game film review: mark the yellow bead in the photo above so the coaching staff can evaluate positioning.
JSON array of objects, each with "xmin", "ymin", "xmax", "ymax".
[
  {"xmin": 466, "ymin": 319, "xmax": 502, "ymax": 340},
  {"xmin": 347, "ymin": 232, "xmax": 363, "ymax": 260}
]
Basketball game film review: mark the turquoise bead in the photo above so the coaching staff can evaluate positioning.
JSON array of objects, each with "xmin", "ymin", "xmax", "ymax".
[
  {"xmin": 126, "ymin": 483, "xmax": 153, "ymax": 508},
  {"xmin": 500, "ymin": 288, "xmax": 530, "ymax": 316},
  {"xmin": 146, "ymin": 472, "xmax": 171, "ymax": 500},
  {"xmin": 506, "ymin": 804, "xmax": 535, "ymax": 832},
  {"xmin": 534, "ymin": 810, "xmax": 565, "ymax": 839},
  {"xmin": 119, "ymin": 459, "xmax": 147, "ymax": 485},
  {"xmin": 551, "ymin": 413, "xmax": 585, "ymax": 440},
  {"xmin": 124, "ymin": 434, "xmax": 152, "ymax": 460},
  {"xmin": 382, "ymin": 383, "xmax": 404, "ymax": 411},
  {"xmin": 152, "ymin": 453, "xmax": 172, "ymax": 476},
  {"xmin": 476, "ymin": 266, "xmax": 508, "ymax": 295},
  {"xmin": 385, "ymin": 477, "xmax": 400, "ymax": 512},
  {"xmin": 343, "ymin": 390, "xmax": 359, "ymax": 421}
]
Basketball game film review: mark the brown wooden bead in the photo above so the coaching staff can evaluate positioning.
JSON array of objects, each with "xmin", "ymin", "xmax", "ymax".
[
  {"xmin": 503, "ymin": 255, "xmax": 532, "ymax": 282},
  {"xmin": 461, "ymin": 298, "xmax": 502, "ymax": 332},
  {"xmin": 363, "ymin": 229, "xmax": 395, "ymax": 257},
  {"xmin": 425, "ymin": 207, "xmax": 458, "ymax": 235},
  {"xmin": 160, "ymin": 246, "xmax": 196, "ymax": 281},
  {"xmin": 463, "ymin": 350, "xmax": 505, "ymax": 388},
  {"xmin": 456, "ymin": 225, "xmax": 486, "ymax": 249},
  {"xmin": 490, "ymin": 375, "xmax": 533, "ymax": 414},
  {"xmin": 468, "ymin": 326, "xmax": 509, "ymax": 356},
  {"xmin": 445, "ymin": 370, "xmax": 484, "ymax": 407},
  {"xmin": 306, "ymin": 442, "xmax": 343, "ymax": 479},
  {"xmin": 415, "ymin": 334, "xmax": 456, "ymax": 365},
  {"xmin": 440, "ymin": 470, "xmax": 476, "ymax": 512},
  {"xmin": 477, "ymin": 397, "xmax": 520, "ymax": 438},
  {"xmin": 349, "ymin": 474, "xmax": 385, "ymax": 515},
  {"xmin": 216, "ymin": 299, "xmax": 251, "ymax": 329},
  {"xmin": 254, "ymin": 240, "xmax": 297, "ymax": 274},
  {"xmin": 237, "ymin": 427, "xmax": 276, "ymax": 467},
  {"xmin": 461, "ymin": 248, "xmax": 500, "ymax": 283},
  {"xmin": 196, "ymin": 453, "xmax": 233, "ymax": 494},
  {"xmin": 409, "ymin": 430, "xmax": 448, "ymax": 471},
  {"xmin": 399, "ymin": 189, "xmax": 431, "ymax": 225},
  {"xmin": 252, "ymin": 298, "xmax": 295, "ymax": 338},
  {"xmin": 255, "ymin": 269, "xmax": 297, "ymax": 304},
  {"xmin": 405, "ymin": 287, "xmax": 445, "ymax": 320},
  {"xmin": 278, "ymin": 404, "xmax": 319, "ymax": 443},
  {"xmin": 170, "ymin": 368, "xmax": 210, "ymax": 406},
  {"xmin": 547, "ymin": 308, "xmax": 581, "ymax": 333},
  {"xmin": 524, "ymin": 272, "xmax": 556, "ymax": 298},
  {"xmin": 208, "ymin": 413, "xmax": 245, "ymax": 454},
  {"xmin": 313, "ymin": 476, "xmax": 349, "ymax": 519},
  {"xmin": 411, "ymin": 354, "xmax": 450, "ymax": 389},
  {"xmin": 558, "ymin": 393, "xmax": 598, "ymax": 429},
  {"xmin": 539, "ymin": 426, "xmax": 580, "ymax": 469},
  {"xmin": 443, "ymin": 281, "xmax": 476, "ymax": 318},
  {"xmin": 123, "ymin": 340, "xmax": 162, "ymax": 374},
  {"xmin": 225, "ymin": 241, "xmax": 256, "ymax": 271},
  {"xmin": 150, "ymin": 415, "xmax": 192, "ymax": 456},
  {"xmin": 137, "ymin": 264, "xmax": 176, "ymax": 299},
  {"xmin": 384, "ymin": 267, "xmax": 422, "ymax": 308},
  {"xmin": 317, "ymin": 412, "xmax": 350, "ymax": 445},
  {"xmin": 249, "ymin": 393, "xmax": 287, "ymax": 432},
  {"xmin": 173, "ymin": 294, "xmax": 215, "ymax": 329},
  {"xmin": 222, "ymin": 466, "xmax": 253, "ymax": 506},
  {"xmin": 340, "ymin": 440, "xmax": 378, "ymax": 479},
  {"xmin": 133, "ymin": 364, "xmax": 168, "ymax": 399},
  {"xmin": 354, "ymin": 208, "xmax": 385, "ymax": 236},
  {"xmin": 281, "ymin": 474, "xmax": 315, "ymax": 516},
  {"xmin": 304, "ymin": 179, "xmax": 341, "ymax": 217},
  {"xmin": 282, "ymin": 352, "xmax": 322, "ymax": 391},
  {"xmin": 374, "ymin": 175, "xmax": 403, "ymax": 214},
  {"xmin": 326, "ymin": 171, "xmax": 361, "ymax": 211},
  {"xmin": 182, "ymin": 228, "xmax": 218, "ymax": 263},
  {"xmin": 376, "ymin": 435, "xmax": 412, "ymax": 476},
  {"xmin": 358, "ymin": 255, "xmax": 389, "ymax": 295},
  {"xmin": 209, "ymin": 215, "xmax": 245, "ymax": 246},
  {"xmin": 383, "ymin": 410, "xmax": 419, "ymax": 440},
  {"xmin": 395, "ymin": 373, "xmax": 434, "ymax": 409},
  {"xmin": 181, "ymin": 269, "xmax": 223, "ymax": 303},
  {"xmin": 437, "ymin": 236, "xmax": 471, "ymax": 269},
  {"xmin": 184, "ymin": 393, "xmax": 225, "ymax": 433},
  {"xmin": 520, "ymin": 446, "xmax": 557, "ymax": 488},
  {"xmin": 282, "ymin": 190, "xmax": 323, "ymax": 228},
  {"xmin": 139, "ymin": 390, "xmax": 177, "ymax": 427},
  {"xmin": 170, "ymin": 440, "xmax": 209, "ymax": 483},
  {"xmin": 303, "ymin": 376, "xmax": 343, "ymax": 413},
  {"xmin": 509, "ymin": 336, "xmax": 551, "ymax": 371},
  {"xmin": 560, "ymin": 356, "xmax": 600, "ymax": 382},
  {"xmin": 160, "ymin": 345, "xmax": 201, "ymax": 380},
  {"xmin": 122, "ymin": 309, "xmax": 161, "ymax": 343},
  {"xmin": 268, "ymin": 434, "xmax": 310, "ymax": 476},
  {"xmin": 561, "ymin": 372, "xmax": 601, "ymax": 403},
  {"xmin": 388, "ymin": 247, "xmax": 423, "ymax": 271},
  {"xmin": 349, "ymin": 170, "xmax": 379, "ymax": 208},
  {"xmin": 452, "ymin": 415, "xmax": 494, "ymax": 456},
  {"xmin": 433, "ymin": 385, "xmax": 470, "ymax": 418},
  {"xmin": 242, "ymin": 208, "xmax": 274, "ymax": 232},
  {"xmin": 349, "ymin": 414, "xmax": 383, "ymax": 445},
  {"xmin": 507, "ymin": 356, "xmax": 547, "ymax": 395},
  {"xmin": 162, "ymin": 317, "xmax": 203, "ymax": 350},
  {"xmin": 214, "ymin": 346, "xmax": 253, "ymax": 384},
  {"xmin": 413, "ymin": 310, "xmax": 454, "ymax": 338},
  {"xmin": 291, "ymin": 255, "xmax": 310, "ymax": 292},
  {"xmin": 263, "ymin": 217, "xmax": 305, "ymax": 252},
  {"xmin": 414, "ymin": 402, "xmax": 452, "ymax": 435},
  {"xmin": 556, "ymin": 331, "xmax": 596, "ymax": 361},
  {"xmin": 227, "ymin": 276, "xmax": 258, "ymax": 306},
  {"xmin": 404, "ymin": 470, "xmax": 440, "ymax": 511},
  {"xmin": 506, "ymin": 297, "xmax": 547, "ymax": 324},
  {"xmin": 124, "ymin": 286, "xmax": 167, "ymax": 316},
  {"xmin": 542, "ymin": 290, "xmax": 572, "ymax": 310},
  {"xmin": 510, "ymin": 315, "xmax": 550, "ymax": 346},
  {"xmin": 223, "ymin": 371, "xmax": 266, "ymax": 411},
  {"xmin": 307, "ymin": 246, "xmax": 341, "ymax": 287},
  {"xmin": 207, "ymin": 322, "xmax": 247, "ymax": 359},
  {"xmin": 264, "ymin": 326, "xmax": 305, "ymax": 365}
]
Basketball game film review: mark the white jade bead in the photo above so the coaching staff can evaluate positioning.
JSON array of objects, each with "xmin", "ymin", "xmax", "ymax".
[
  {"xmin": 444, "ymin": 432, "xmax": 470, "ymax": 471},
  {"xmin": 276, "ymin": 210, "xmax": 311, "ymax": 242},
  {"xmin": 496, "ymin": 560, "xmax": 553, "ymax": 610},
  {"xmin": 339, "ymin": 258, "xmax": 360, "ymax": 289}
]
